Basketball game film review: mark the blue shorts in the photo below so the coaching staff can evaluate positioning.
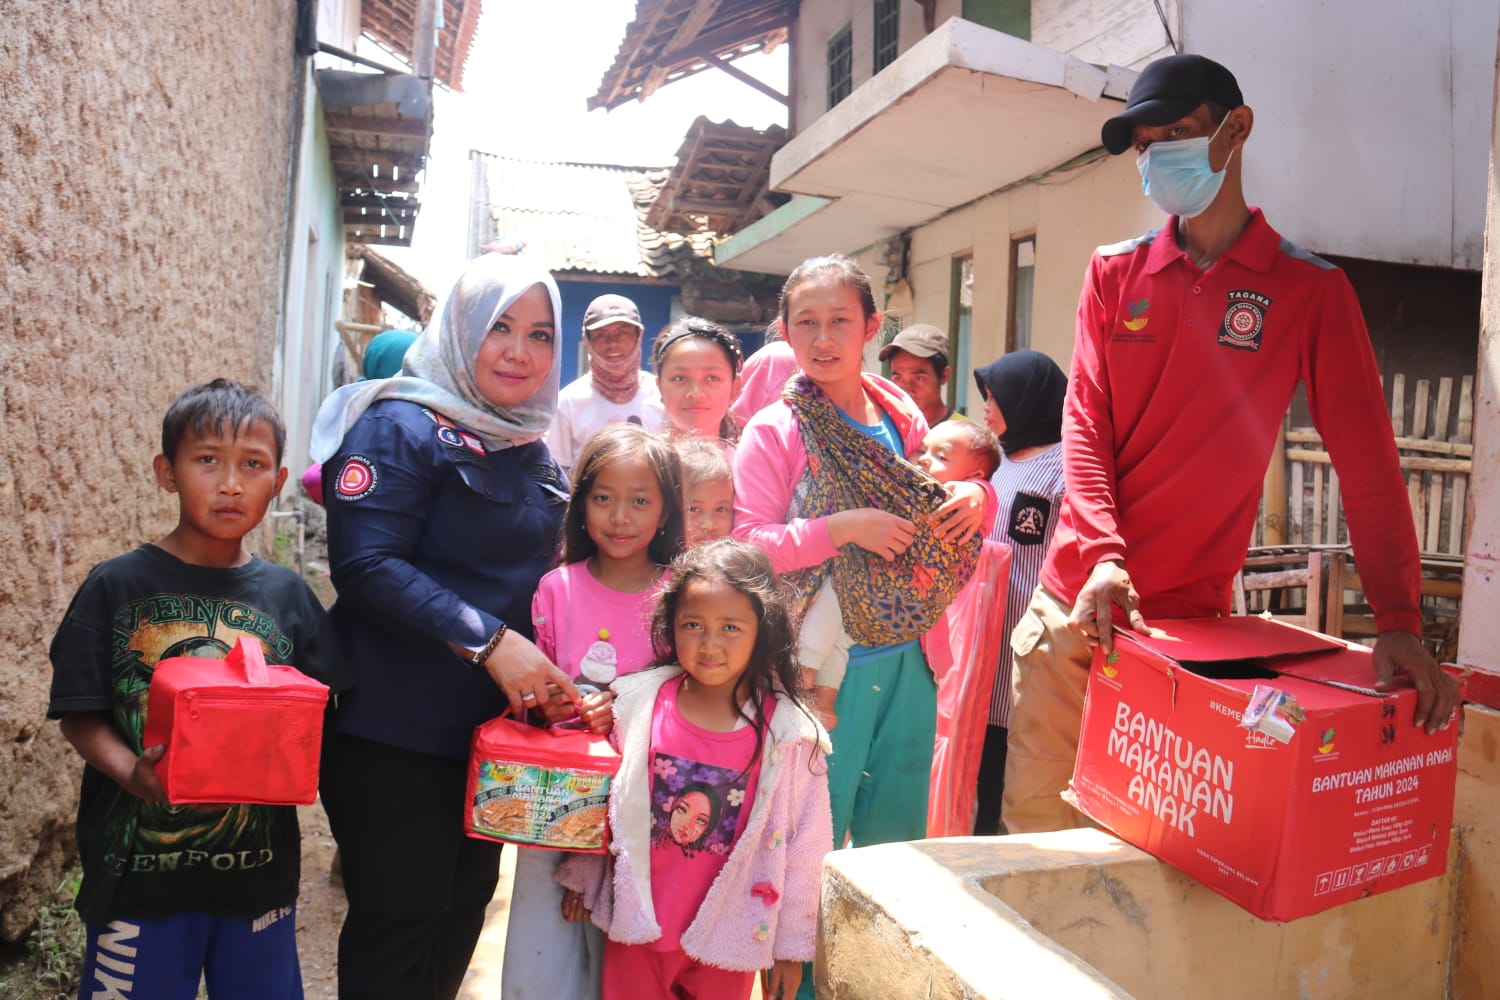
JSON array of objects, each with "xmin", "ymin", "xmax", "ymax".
[{"xmin": 79, "ymin": 907, "xmax": 302, "ymax": 1000}]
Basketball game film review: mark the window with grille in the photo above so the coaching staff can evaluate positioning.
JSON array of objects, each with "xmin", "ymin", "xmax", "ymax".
[
  {"xmin": 827, "ymin": 24, "xmax": 853, "ymax": 108},
  {"xmin": 874, "ymin": 0, "xmax": 899, "ymax": 72}
]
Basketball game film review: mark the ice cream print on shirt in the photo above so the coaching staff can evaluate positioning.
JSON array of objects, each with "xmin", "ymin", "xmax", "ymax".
[
  {"xmin": 576, "ymin": 629, "xmax": 618, "ymax": 694},
  {"xmin": 1008, "ymin": 492, "xmax": 1053, "ymax": 546},
  {"xmin": 650, "ymin": 752, "xmax": 749, "ymax": 858}
]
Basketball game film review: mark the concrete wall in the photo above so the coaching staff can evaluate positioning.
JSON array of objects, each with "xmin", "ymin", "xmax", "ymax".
[
  {"xmin": 785, "ymin": 1, "xmax": 1177, "ymax": 410},
  {"xmin": 1459, "ymin": 34, "xmax": 1500, "ymax": 676},
  {"xmin": 855, "ymin": 151, "xmax": 1157, "ymax": 413},
  {"xmin": 317, "ymin": 0, "xmax": 363, "ymax": 52},
  {"xmin": 277, "ymin": 81, "xmax": 346, "ymax": 473},
  {"xmin": 795, "ymin": 1, "xmax": 978, "ymax": 134},
  {"xmin": 794, "ymin": 0, "xmax": 1171, "ymax": 138},
  {"xmin": 1031, "ymin": 0, "xmax": 1175, "ymax": 68},
  {"xmin": 819, "ymin": 832, "xmax": 1456, "ymax": 998},
  {"xmin": 0, "ymin": 2, "xmax": 297, "ymax": 939},
  {"xmin": 1181, "ymin": 0, "xmax": 1497, "ymax": 270},
  {"xmin": 817, "ymin": 702, "xmax": 1500, "ymax": 998},
  {"xmin": 788, "ymin": 2, "xmax": 1493, "ymax": 411}
]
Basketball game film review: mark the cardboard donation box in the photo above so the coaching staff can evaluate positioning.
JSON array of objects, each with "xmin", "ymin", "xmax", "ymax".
[
  {"xmin": 143, "ymin": 636, "xmax": 329, "ymax": 806},
  {"xmin": 1069, "ymin": 616, "xmax": 1460, "ymax": 922}
]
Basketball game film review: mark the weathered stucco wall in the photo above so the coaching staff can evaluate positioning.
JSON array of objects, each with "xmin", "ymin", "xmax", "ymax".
[{"xmin": 0, "ymin": 2, "xmax": 297, "ymax": 939}]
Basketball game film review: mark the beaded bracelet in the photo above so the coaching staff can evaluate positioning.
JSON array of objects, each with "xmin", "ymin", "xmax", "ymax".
[{"xmin": 469, "ymin": 623, "xmax": 508, "ymax": 669}]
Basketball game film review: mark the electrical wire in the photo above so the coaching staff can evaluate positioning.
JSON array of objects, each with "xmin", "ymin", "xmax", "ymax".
[{"xmin": 1151, "ymin": 0, "xmax": 1180, "ymax": 54}]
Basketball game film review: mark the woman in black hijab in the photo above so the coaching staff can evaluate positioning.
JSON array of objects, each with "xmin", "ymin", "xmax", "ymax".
[
  {"xmin": 973, "ymin": 350, "xmax": 1066, "ymax": 458},
  {"xmin": 970, "ymin": 350, "xmax": 1068, "ymax": 835}
]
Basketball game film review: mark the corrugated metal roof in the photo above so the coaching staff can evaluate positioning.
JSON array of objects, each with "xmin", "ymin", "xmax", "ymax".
[{"xmin": 470, "ymin": 153, "xmax": 715, "ymax": 278}]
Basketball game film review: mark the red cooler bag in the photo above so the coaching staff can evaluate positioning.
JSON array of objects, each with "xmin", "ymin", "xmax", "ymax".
[
  {"xmin": 143, "ymin": 636, "xmax": 329, "ymax": 805},
  {"xmin": 466, "ymin": 713, "xmax": 621, "ymax": 853}
]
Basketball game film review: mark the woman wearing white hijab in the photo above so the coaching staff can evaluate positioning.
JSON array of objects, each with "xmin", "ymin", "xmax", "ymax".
[{"xmin": 314, "ymin": 254, "xmax": 581, "ymax": 1000}]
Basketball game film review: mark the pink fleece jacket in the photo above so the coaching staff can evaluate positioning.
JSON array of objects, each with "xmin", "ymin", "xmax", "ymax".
[
  {"xmin": 730, "ymin": 372, "xmax": 929, "ymax": 574},
  {"xmin": 555, "ymin": 666, "xmax": 832, "ymax": 971}
]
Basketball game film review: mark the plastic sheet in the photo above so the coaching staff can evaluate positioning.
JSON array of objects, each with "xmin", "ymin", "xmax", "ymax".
[{"xmin": 922, "ymin": 539, "xmax": 1012, "ymax": 838}]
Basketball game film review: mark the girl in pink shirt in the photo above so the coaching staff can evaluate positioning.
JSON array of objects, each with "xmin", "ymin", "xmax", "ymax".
[
  {"xmin": 501, "ymin": 423, "xmax": 685, "ymax": 1000},
  {"xmin": 653, "ymin": 316, "xmax": 744, "ymax": 455},
  {"xmin": 558, "ymin": 539, "xmax": 831, "ymax": 1000}
]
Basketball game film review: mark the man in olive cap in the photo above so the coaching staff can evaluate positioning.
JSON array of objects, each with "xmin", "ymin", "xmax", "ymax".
[
  {"xmin": 1003, "ymin": 53, "xmax": 1459, "ymax": 834},
  {"xmin": 879, "ymin": 324, "xmax": 963, "ymax": 428}
]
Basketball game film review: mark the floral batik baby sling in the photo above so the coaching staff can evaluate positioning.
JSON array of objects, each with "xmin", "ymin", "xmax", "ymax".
[{"xmin": 782, "ymin": 374, "xmax": 981, "ymax": 647}]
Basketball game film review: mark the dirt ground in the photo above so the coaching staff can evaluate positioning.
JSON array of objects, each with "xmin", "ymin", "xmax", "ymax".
[
  {"xmin": 294, "ymin": 804, "xmax": 767, "ymax": 998},
  {"xmin": 295, "ymin": 801, "xmax": 516, "ymax": 999}
]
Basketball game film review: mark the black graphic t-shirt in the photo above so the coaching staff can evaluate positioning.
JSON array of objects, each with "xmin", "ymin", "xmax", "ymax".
[{"xmin": 48, "ymin": 545, "xmax": 347, "ymax": 923}]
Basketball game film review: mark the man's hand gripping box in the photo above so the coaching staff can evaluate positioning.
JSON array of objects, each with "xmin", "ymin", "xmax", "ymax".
[{"xmin": 1068, "ymin": 616, "xmax": 1460, "ymax": 922}]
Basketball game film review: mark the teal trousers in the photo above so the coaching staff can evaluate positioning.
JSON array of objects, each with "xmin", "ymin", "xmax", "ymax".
[{"xmin": 796, "ymin": 641, "xmax": 936, "ymax": 1000}]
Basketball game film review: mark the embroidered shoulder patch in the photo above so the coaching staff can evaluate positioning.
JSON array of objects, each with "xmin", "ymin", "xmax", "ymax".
[
  {"xmin": 1008, "ymin": 492, "xmax": 1052, "ymax": 545},
  {"xmin": 335, "ymin": 455, "xmax": 378, "ymax": 501},
  {"xmin": 1219, "ymin": 289, "xmax": 1272, "ymax": 353}
]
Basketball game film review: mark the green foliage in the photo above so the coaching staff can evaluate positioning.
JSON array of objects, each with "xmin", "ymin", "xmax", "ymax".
[
  {"xmin": 0, "ymin": 868, "xmax": 85, "ymax": 1000},
  {"xmin": 271, "ymin": 526, "xmax": 300, "ymax": 570}
]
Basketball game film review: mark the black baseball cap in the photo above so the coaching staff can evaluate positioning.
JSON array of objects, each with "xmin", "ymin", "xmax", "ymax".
[{"xmin": 1101, "ymin": 54, "xmax": 1243, "ymax": 155}]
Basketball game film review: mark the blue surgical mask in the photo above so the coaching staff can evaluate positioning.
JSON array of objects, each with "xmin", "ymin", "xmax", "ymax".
[{"xmin": 1135, "ymin": 116, "xmax": 1233, "ymax": 218}]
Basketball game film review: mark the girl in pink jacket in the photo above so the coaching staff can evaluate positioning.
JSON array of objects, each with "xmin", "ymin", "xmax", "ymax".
[{"xmin": 558, "ymin": 539, "xmax": 832, "ymax": 1000}]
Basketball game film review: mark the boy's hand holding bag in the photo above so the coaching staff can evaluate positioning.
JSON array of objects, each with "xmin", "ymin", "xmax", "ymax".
[{"xmin": 143, "ymin": 636, "xmax": 329, "ymax": 805}]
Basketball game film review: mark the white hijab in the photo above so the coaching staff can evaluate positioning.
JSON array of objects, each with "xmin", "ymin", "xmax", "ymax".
[{"xmin": 310, "ymin": 254, "xmax": 563, "ymax": 462}]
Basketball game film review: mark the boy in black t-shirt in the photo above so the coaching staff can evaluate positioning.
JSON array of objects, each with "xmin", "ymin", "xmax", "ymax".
[{"xmin": 49, "ymin": 379, "xmax": 347, "ymax": 1000}]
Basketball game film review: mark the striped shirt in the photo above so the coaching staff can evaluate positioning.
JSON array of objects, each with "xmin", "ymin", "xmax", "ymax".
[{"xmin": 986, "ymin": 443, "xmax": 1066, "ymax": 727}]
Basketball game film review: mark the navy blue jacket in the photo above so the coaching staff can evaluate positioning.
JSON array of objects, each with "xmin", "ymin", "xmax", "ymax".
[{"xmin": 324, "ymin": 399, "xmax": 567, "ymax": 759}]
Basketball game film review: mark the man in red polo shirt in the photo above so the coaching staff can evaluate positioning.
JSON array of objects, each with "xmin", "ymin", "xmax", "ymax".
[{"xmin": 1002, "ymin": 53, "xmax": 1462, "ymax": 834}]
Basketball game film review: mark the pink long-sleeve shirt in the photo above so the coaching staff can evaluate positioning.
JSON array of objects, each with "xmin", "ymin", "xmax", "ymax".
[{"xmin": 730, "ymin": 373, "xmax": 928, "ymax": 574}]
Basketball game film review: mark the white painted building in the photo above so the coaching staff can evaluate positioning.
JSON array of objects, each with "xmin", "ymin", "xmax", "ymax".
[{"xmin": 716, "ymin": 0, "xmax": 1497, "ymax": 414}]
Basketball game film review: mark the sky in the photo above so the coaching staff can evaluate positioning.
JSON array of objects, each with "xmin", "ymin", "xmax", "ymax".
[{"xmin": 377, "ymin": 0, "xmax": 789, "ymax": 292}]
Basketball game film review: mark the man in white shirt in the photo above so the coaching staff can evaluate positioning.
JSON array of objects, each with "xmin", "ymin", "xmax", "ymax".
[{"xmin": 546, "ymin": 293, "xmax": 665, "ymax": 474}]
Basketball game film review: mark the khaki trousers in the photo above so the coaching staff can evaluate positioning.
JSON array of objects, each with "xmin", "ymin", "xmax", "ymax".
[{"xmin": 1000, "ymin": 585, "xmax": 1094, "ymax": 834}]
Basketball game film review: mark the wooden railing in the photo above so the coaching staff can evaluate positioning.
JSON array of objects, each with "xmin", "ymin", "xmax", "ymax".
[{"xmin": 1241, "ymin": 374, "xmax": 1473, "ymax": 656}]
